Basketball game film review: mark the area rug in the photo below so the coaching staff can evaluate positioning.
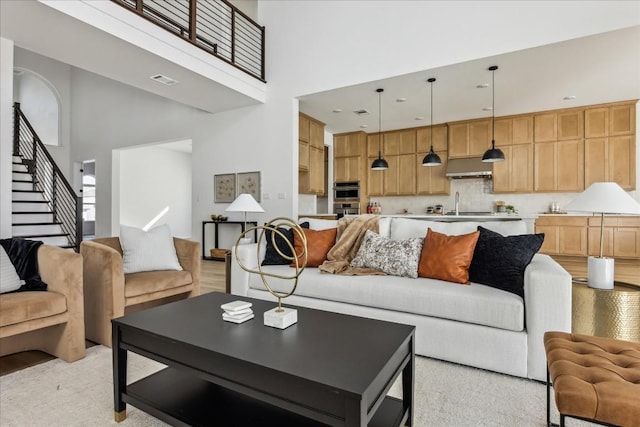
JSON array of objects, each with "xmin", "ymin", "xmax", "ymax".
[{"xmin": 1, "ymin": 345, "xmax": 588, "ymax": 426}]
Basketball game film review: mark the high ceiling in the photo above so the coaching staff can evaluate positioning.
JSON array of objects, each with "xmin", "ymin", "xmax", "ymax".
[{"xmin": 299, "ymin": 26, "xmax": 640, "ymax": 135}]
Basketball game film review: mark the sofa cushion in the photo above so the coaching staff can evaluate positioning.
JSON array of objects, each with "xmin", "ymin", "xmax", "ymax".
[
  {"xmin": 0, "ymin": 291, "xmax": 67, "ymax": 327},
  {"xmin": 261, "ymin": 222, "xmax": 309, "ymax": 266},
  {"xmin": 418, "ymin": 228, "xmax": 480, "ymax": 284},
  {"xmin": 248, "ymin": 265, "xmax": 524, "ymax": 332},
  {"xmin": 291, "ymin": 227, "xmax": 337, "ymax": 267},
  {"xmin": 119, "ymin": 224, "xmax": 183, "ymax": 274},
  {"xmin": 124, "ymin": 270, "xmax": 193, "ymax": 298},
  {"xmin": 469, "ymin": 226, "xmax": 544, "ymax": 297},
  {"xmin": 351, "ymin": 230, "xmax": 423, "ymax": 278},
  {"xmin": 0, "ymin": 246, "xmax": 24, "ymax": 294},
  {"xmin": 390, "ymin": 217, "xmax": 527, "ymax": 240}
]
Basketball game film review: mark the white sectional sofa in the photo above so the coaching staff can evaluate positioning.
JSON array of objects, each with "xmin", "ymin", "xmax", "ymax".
[{"xmin": 231, "ymin": 216, "xmax": 572, "ymax": 382}]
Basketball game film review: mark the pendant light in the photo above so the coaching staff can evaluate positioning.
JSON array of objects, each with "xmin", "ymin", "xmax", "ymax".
[
  {"xmin": 371, "ymin": 88, "xmax": 389, "ymax": 170},
  {"xmin": 422, "ymin": 77, "xmax": 441, "ymax": 166},
  {"xmin": 482, "ymin": 65, "xmax": 505, "ymax": 162}
]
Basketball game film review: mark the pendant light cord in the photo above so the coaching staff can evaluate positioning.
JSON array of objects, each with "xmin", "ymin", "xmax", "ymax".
[
  {"xmin": 491, "ymin": 67, "xmax": 496, "ymax": 149},
  {"xmin": 430, "ymin": 79, "xmax": 434, "ymax": 151},
  {"xmin": 378, "ymin": 89, "xmax": 382, "ymax": 157}
]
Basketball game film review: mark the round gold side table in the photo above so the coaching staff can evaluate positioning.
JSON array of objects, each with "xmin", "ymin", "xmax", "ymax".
[{"xmin": 572, "ymin": 279, "xmax": 640, "ymax": 342}]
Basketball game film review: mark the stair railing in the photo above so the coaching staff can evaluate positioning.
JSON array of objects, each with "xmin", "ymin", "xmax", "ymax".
[
  {"xmin": 13, "ymin": 102, "xmax": 82, "ymax": 251},
  {"xmin": 112, "ymin": 0, "xmax": 265, "ymax": 82}
]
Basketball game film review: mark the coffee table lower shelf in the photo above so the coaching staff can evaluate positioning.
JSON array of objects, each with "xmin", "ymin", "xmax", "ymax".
[{"xmin": 124, "ymin": 367, "xmax": 407, "ymax": 427}]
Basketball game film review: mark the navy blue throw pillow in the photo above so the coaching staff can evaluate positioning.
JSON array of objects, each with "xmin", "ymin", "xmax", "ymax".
[
  {"xmin": 468, "ymin": 226, "xmax": 544, "ymax": 298},
  {"xmin": 261, "ymin": 222, "xmax": 309, "ymax": 265}
]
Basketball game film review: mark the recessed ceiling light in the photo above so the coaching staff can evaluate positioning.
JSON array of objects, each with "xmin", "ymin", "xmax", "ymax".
[
  {"xmin": 563, "ymin": 95, "xmax": 577, "ymax": 100},
  {"xmin": 482, "ymin": 107, "xmax": 493, "ymax": 111},
  {"xmin": 396, "ymin": 98, "xmax": 407, "ymax": 103},
  {"xmin": 150, "ymin": 74, "xmax": 178, "ymax": 86},
  {"xmin": 360, "ymin": 124, "xmax": 368, "ymax": 128},
  {"xmin": 332, "ymin": 108, "xmax": 342, "ymax": 113},
  {"xmin": 477, "ymin": 84, "xmax": 489, "ymax": 89},
  {"xmin": 415, "ymin": 116, "xmax": 424, "ymax": 121},
  {"xmin": 353, "ymin": 109, "xmax": 370, "ymax": 116}
]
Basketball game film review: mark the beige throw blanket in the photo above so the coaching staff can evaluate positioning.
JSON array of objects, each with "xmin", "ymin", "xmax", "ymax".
[{"xmin": 319, "ymin": 215, "xmax": 386, "ymax": 275}]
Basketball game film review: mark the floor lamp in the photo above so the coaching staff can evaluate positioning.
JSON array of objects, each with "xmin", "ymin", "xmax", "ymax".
[
  {"xmin": 226, "ymin": 193, "xmax": 264, "ymax": 244},
  {"xmin": 564, "ymin": 182, "xmax": 640, "ymax": 289}
]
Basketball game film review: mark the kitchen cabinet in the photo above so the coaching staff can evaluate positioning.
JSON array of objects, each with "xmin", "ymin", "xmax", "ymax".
[
  {"xmin": 416, "ymin": 125, "xmax": 447, "ymax": 152},
  {"xmin": 585, "ymin": 136, "xmax": 635, "ymax": 190},
  {"xmin": 534, "ymin": 113, "xmax": 557, "ymax": 143},
  {"xmin": 448, "ymin": 119, "xmax": 491, "ymax": 158},
  {"xmin": 299, "ymin": 113, "xmax": 325, "ymax": 195},
  {"xmin": 557, "ymin": 109, "xmax": 583, "ymax": 140},
  {"xmin": 584, "ymin": 102, "xmax": 636, "ymax": 190},
  {"xmin": 494, "ymin": 114, "xmax": 534, "ymax": 146},
  {"xmin": 534, "ymin": 139, "xmax": 584, "ymax": 192},
  {"xmin": 588, "ymin": 216, "xmax": 640, "ymax": 259},
  {"xmin": 493, "ymin": 144, "xmax": 533, "ymax": 193},
  {"xmin": 416, "ymin": 151, "xmax": 449, "ymax": 195},
  {"xmin": 384, "ymin": 130, "xmax": 416, "ymax": 155},
  {"xmin": 367, "ymin": 156, "xmax": 384, "ymax": 196},
  {"xmin": 334, "ymin": 132, "xmax": 366, "ymax": 183},
  {"xmin": 535, "ymin": 216, "xmax": 588, "ymax": 256}
]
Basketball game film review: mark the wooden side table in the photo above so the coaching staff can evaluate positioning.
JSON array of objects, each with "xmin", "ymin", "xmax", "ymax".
[
  {"xmin": 572, "ymin": 279, "xmax": 640, "ymax": 342},
  {"xmin": 201, "ymin": 221, "xmax": 258, "ymax": 260}
]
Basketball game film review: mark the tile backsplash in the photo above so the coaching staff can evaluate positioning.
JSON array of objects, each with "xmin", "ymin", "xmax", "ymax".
[{"xmin": 368, "ymin": 178, "xmax": 638, "ymax": 216}]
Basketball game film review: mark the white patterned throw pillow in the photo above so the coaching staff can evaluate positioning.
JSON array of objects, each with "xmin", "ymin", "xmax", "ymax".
[
  {"xmin": 350, "ymin": 230, "xmax": 423, "ymax": 278},
  {"xmin": 119, "ymin": 224, "xmax": 183, "ymax": 274},
  {"xmin": 1, "ymin": 246, "xmax": 24, "ymax": 293}
]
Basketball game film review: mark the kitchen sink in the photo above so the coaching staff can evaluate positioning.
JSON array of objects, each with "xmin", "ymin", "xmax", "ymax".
[{"xmin": 444, "ymin": 211, "xmax": 495, "ymax": 216}]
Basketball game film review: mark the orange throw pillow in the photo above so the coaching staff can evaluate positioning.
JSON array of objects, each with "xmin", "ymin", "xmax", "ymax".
[
  {"xmin": 418, "ymin": 228, "xmax": 480, "ymax": 284},
  {"xmin": 291, "ymin": 228, "xmax": 337, "ymax": 268}
]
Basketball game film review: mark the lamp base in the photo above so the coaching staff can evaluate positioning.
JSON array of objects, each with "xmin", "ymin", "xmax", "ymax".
[
  {"xmin": 587, "ymin": 256, "xmax": 614, "ymax": 290},
  {"xmin": 264, "ymin": 307, "xmax": 297, "ymax": 329}
]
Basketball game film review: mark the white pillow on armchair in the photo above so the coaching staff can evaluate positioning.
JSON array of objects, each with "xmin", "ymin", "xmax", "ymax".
[{"xmin": 119, "ymin": 224, "xmax": 183, "ymax": 274}]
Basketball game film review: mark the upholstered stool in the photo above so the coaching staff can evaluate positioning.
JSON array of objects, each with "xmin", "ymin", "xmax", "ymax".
[{"xmin": 544, "ymin": 331, "xmax": 640, "ymax": 427}]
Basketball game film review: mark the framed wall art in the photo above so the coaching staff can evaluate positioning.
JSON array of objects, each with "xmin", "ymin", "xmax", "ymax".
[
  {"xmin": 214, "ymin": 173, "xmax": 236, "ymax": 203},
  {"xmin": 237, "ymin": 171, "xmax": 261, "ymax": 202}
]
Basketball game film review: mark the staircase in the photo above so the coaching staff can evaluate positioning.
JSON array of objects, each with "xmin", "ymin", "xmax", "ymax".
[
  {"xmin": 11, "ymin": 155, "xmax": 73, "ymax": 248},
  {"xmin": 11, "ymin": 102, "xmax": 82, "ymax": 251}
]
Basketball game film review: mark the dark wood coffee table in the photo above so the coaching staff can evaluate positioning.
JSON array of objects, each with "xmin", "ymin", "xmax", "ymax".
[{"xmin": 112, "ymin": 292, "xmax": 415, "ymax": 426}]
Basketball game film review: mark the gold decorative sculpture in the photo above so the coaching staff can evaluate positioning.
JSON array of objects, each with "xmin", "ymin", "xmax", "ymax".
[{"xmin": 233, "ymin": 217, "xmax": 307, "ymax": 329}]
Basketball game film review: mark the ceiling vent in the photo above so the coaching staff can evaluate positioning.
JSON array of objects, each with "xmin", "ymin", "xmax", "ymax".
[
  {"xmin": 352, "ymin": 109, "xmax": 370, "ymax": 116},
  {"xmin": 150, "ymin": 74, "xmax": 178, "ymax": 86}
]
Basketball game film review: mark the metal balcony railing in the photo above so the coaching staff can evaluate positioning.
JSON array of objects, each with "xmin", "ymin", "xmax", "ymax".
[
  {"xmin": 112, "ymin": 0, "xmax": 265, "ymax": 82},
  {"xmin": 13, "ymin": 103, "xmax": 82, "ymax": 251}
]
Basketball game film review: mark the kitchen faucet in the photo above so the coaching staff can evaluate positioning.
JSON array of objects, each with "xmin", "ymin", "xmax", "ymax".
[{"xmin": 455, "ymin": 191, "xmax": 460, "ymax": 216}]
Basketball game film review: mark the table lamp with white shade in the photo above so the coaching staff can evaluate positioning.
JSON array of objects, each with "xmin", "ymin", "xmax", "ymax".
[
  {"xmin": 225, "ymin": 193, "xmax": 264, "ymax": 244},
  {"xmin": 563, "ymin": 182, "xmax": 640, "ymax": 289}
]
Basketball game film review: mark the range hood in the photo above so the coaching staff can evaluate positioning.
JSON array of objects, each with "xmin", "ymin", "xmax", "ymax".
[{"xmin": 445, "ymin": 157, "xmax": 492, "ymax": 179}]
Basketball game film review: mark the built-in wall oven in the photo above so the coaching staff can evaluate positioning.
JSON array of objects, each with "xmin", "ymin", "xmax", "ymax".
[{"xmin": 333, "ymin": 181, "xmax": 360, "ymax": 217}]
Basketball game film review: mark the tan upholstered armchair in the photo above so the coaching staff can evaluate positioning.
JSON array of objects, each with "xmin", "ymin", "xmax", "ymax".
[
  {"xmin": 0, "ymin": 245, "xmax": 85, "ymax": 362},
  {"xmin": 81, "ymin": 237, "xmax": 200, "ymax": 347}
]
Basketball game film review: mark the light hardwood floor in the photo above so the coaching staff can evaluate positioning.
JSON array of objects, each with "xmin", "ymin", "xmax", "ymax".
[{"xmin": 0, "ymin": 259, "xmax": 227, "ymax": 376}]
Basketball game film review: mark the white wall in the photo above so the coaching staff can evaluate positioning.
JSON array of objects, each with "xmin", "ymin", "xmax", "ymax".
[
  {"xmin": 69, "ymin": 68, "xmax": 205, "ymax": 237},
  {"xmin": 13, "ymin": 48, "xmax": 72, "ymax": 176},
  {"xmin": 0, "ymin": 37, "xmax": 14, "ymax": 238},
  {"xmin": 118, "ymin": 145, "xmax": 192, "ymax": 237}
]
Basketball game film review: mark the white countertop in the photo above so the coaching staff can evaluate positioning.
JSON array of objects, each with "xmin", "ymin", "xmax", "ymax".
[{"xmin": 379, "ymin": 213, "xmax": 528, "ymax": 220}]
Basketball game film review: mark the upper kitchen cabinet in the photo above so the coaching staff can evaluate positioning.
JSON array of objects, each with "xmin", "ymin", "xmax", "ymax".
[
  {"xmin": 334, "ymin": 132, "xmax": 366, "ymax": 183},
  {"xmin": 416, "ymin": 125, "xmax": 447, "ymax": 152},
  {"xmin": 493, "ymin": 144, "xmax": 534, "ymax": 193},
  {"xmin": 416, "ymin": 125, "xmax": 449, "ymax": 195},
  {"xmin": 299, "ymin": 113, "xmax": 326, "ymax": 195},
  {"xmin": 494, "ymin": 114, "xmax": 534, "ymax": 146},
  {"xmin": 584, "ymin": 101, "xmax": 636, "ymax": 190},
  {"xmin": 448, "ymin": 118, "xmax": 491, "ymax": 158},
  {"xmin": 383, "ymin": 130, "xmax": 416, "ymax": 155},
  {"xmin": 366, "ymin": 133, "xmax": 416, "ymax": 196},
  {"xmin": 534, "ymin": 139, "xmax": 584, "ymax": 192}
]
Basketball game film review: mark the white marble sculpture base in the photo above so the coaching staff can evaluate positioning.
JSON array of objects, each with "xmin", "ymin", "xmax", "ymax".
[
  {"xmin": 263, "ymin": 307, "xmax": 297, "ymax": 329},
  {"xmin": 588, "ymin": 256, "xmax": 614, "ymax": 289}
]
